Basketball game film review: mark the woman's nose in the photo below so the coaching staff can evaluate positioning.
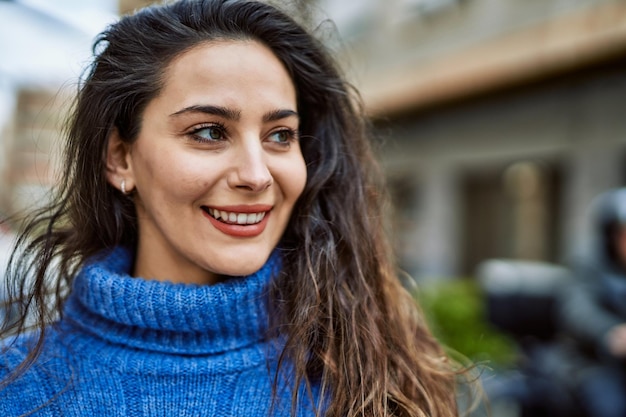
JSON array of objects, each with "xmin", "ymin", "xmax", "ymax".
[{"xmin": 228, "ymin": 143, "xmax": 273, "ymax": 192}]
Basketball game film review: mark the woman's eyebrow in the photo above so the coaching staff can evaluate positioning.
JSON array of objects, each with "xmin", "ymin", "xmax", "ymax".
[
  {"xmin": 170, "ymin": 104, "xmax": 241, "ymax": 120},
  {"xmin": 169, "ymin": 105, "xmax": 298, "ymax": 122},
  {"xmin": 263, "ymin": 109, "xmax": 299, "ymax": 122}
]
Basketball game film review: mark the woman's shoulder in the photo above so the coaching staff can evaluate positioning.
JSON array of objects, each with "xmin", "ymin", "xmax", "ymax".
[
  {"xmin": 1, "ymin": 326, "xmax": 72, "ymax": 371},
  {"xmin": 0, "ymin": 329, "xmax": 72, "ymax": 416},
  {"xmin": 1, "ymin": 331, "xmax": 38, "ymax": 371}
]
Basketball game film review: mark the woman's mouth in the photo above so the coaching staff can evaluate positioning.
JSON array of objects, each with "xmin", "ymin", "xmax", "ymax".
[
  {"xmin": 203, "ymin": 207, "xmax": 266, "ymax": 225},
  {"xmin": 201, "ymin": 205, "xmax": 272, "ymax": 238}
]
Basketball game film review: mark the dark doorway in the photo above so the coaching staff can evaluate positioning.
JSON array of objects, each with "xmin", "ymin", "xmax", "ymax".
[{"xmin": 460, "ymin": 159, "xmax": 563, "ymax": 276}]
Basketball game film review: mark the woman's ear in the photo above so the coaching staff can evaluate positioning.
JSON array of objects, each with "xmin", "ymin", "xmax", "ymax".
[{"xmin": 106, "ymin": 129, "xmax": 135, "ymax": 194}]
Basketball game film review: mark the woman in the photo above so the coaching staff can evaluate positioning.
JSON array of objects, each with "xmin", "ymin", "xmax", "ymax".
[{"xmin": 0, "ymin": 0, "xmax": 461, "ymax": 415}]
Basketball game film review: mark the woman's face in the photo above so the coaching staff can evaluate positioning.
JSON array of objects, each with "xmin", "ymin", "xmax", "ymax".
[{"xmin": 108, "ymin": 40, "xmax": 307, "ymax": 284}]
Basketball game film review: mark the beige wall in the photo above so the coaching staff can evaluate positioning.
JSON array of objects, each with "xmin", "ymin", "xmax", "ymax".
[{"xmin": 118, "ymin": 0, "xmax": 158, "ymax": 15}]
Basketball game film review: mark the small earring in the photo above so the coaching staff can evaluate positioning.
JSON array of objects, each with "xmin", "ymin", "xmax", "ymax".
[{"xmin": 120, "ymin": 179, "xmax": 127, "ymax": 195}]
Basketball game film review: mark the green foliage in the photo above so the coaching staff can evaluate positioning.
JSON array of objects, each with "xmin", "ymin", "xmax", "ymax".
[{"xmin": 415, "ymin": 278, "xmax": 518, "ymax": 368}]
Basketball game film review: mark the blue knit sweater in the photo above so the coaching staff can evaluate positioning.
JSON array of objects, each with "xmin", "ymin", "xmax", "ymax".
[{"xmin": 0, "ymin": 248, "xmax": 319, "ymax": 416}]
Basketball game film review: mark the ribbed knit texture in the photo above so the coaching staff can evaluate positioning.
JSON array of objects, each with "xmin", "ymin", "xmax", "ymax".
[{"xmin": 0, "ymin": 247, "xmax": 318, "ymax": 416}]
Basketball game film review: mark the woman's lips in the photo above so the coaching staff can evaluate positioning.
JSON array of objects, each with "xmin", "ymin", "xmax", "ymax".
[{"xmin": 201, "ymin": 205, "xmax": 272, "ymax": 237}]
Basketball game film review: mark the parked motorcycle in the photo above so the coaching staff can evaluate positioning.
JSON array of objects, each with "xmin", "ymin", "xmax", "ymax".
[{"xmin": 476, "ymin": 259, "xmax": 585, "ymax": 417}]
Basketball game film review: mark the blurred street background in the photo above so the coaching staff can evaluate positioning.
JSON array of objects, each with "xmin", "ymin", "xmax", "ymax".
[{"xmin": 1, "ymin": 0, "xmax": 626, "ymax": 416}]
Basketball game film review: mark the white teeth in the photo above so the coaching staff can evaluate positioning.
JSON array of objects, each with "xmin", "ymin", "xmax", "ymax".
[{"xmin": 206, "ymin": 208, "xmax": 267, "ymax": 225}]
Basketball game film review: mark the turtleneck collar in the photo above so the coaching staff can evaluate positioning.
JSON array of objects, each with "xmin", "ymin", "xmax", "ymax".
[{"xmin": 63, "ymin": 247, "xmax": 280, "ymax": 356}]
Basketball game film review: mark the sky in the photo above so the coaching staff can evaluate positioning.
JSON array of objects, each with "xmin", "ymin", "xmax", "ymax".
[
  {"xmin": 18, "ymin": 0, "xmax": 118, "ymax": 35},
  {"xmin": 0, "ymin": 0, "xmax": 118, "ymax": 87}
]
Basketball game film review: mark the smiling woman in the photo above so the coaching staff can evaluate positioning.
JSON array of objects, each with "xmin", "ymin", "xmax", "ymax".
[
  {"xmin": 0, "ymin": 1, "xmax": 466, "ymax": 416},
  {"xmin": 107, "ymin": 40, "xmax": 307, "ymax": 284}
]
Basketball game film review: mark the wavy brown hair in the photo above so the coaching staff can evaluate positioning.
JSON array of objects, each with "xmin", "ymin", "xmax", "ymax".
[{"xmin": 1, "ymin": 0, "xmax": 464, "ymax": 415}]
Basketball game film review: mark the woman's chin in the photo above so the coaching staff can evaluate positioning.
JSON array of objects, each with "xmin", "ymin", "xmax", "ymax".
[{"xmin": 208, "ymin": 256, "xmax": 270, "ymax": 279}]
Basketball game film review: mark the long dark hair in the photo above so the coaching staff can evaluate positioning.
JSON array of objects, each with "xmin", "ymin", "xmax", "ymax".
[{"xmin": 2, "ymin": 1, "xmax": 462, "ymax": 415}]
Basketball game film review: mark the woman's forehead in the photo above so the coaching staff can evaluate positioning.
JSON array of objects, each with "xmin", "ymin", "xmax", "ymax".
[
  {"xmin": 144, "ymin": 41, "xmax": 298, "ymax": 120},
  {"xmin": 153, "ymin": 40, "xmax": 297, "ymax": 115}
]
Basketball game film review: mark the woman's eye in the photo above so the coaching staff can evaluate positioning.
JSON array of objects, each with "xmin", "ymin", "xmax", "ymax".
[
  {"xmin": 191, "ymin": 125, "xmax": 225, "ymax": 142},
  {"xmin": 268, "ymin": 129, "xmax": 296, "ymax": 144}
]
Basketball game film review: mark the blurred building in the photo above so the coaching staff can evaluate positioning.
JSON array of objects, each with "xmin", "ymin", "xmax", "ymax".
[
  {"xmin": 319, "ymin": 0, "xmax": 626, "ymax": 279},
  {"xmin": 0, "ymin": 89, "xmax": 68, "ymax": 215},
  {"xmin": 0, "ymin": 0, "xmax": 116, "ymax": 220}
]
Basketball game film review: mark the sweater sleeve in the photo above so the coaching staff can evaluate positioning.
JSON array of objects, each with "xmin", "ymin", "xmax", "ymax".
[
  {"xmin": 556, "ymin": 262, "xmax": 623, "ymax": 355},
  {"xmin": 0, "ymin": 333, "xmax": 66, "ymax": 417}
]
